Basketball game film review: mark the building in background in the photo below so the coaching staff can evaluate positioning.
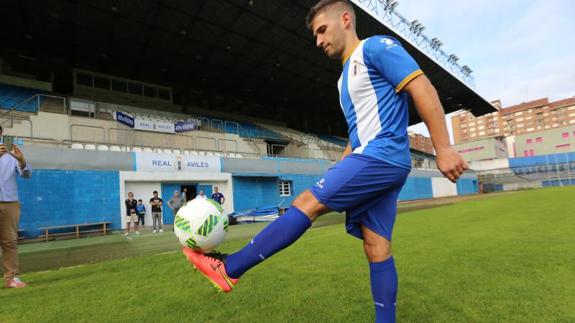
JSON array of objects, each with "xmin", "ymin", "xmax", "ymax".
[
  {"xmin": 513, "ymin": 125, "xmax": 575, "ymax": 157},
  {"xmin": 453, "ymin": 136, "xmax": 508, "ymax": 162},
  {"xmin": 409, "ymin": 132, "xmax": 434, "ymax": 155},
  {"xmin": 452, "ymin": 97, "xmax": 575, "ymax": 145}
]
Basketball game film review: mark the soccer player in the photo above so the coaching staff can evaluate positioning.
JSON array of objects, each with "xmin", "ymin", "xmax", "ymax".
[{"xmin": 184, "ymin": 0, "xmax": 468, "ymax": 321}]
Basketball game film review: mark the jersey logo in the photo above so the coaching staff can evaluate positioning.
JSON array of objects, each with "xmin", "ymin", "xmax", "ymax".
[{"xmin": 380, "ymin": 38, "xmax": 397, "ymax": 50}]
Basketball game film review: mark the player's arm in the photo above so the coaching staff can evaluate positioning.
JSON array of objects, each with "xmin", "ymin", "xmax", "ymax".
[
  {"xmin": 403, "ymin": 75, "xmax": 468, "ymax": 182},
  {"xmin": 340, "ymin": 142, "xmax": 352, "ymax": 160}
]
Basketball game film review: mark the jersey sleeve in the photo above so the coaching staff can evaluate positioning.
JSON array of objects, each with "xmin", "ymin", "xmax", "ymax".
[{"xmin": 364, "ymin": 36, "xmax": 423, "ymax": 92}]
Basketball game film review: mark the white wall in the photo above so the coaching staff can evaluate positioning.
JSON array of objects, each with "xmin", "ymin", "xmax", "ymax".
[
  {"xmin": 29, "ymin": 111, "xmax": 70, "ymax": 140},
  {"xmin": 119, "ymin": 171, "xmax": 234, "ymax": 229},
  {"xmin": 503, "ymin": 182, "xmax": 542, "ymax": 191},
  {"xmin": 123, "ymin": 182, "xmax": 162, "ymax": 227},
  {"xmin": 469, "ymin": 158, "xmax": 510, "ymax": 171},
  {"xmin": 505, "ymin": 136, "xmax": 516, "ymax": 158},
  {"xmin": 432, "ymin": 177, "xmax": 458, "ymax": 198}
]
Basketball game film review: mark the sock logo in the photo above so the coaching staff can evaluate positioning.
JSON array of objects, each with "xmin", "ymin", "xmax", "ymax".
[
  {"xmin": 258, "ymin": 254, "xmax": 266, "ymax": 260},
  {"xmin": 375, "ymin": 302, "xmax": 385, "ymax": 308},
  {"xmin": 316, "ymin": 178, "xmax": 325, "ymax": 189}
]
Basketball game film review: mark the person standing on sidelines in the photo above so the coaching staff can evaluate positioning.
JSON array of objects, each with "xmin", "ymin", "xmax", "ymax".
[
  {"xmin": 168, "ymin": 190, "xmax": 185, "ymax": 220},
  {"xmin": 0, "ymin": 142, "xmax": 32, "ymax": 288},
  {"xmin": 136, "ymin": 199, "xmax": 146, "ymax": 228},
  {"xmin": 124, "ymin": 192, "xmax": 140, "ymax": 236},
  {"xmin": 211, "ymin": 186, "xmax": 225, "ymax": 205},
  {"xmin": 195, "ymin": 190, "xmax": 207, "ymax": 200},
  {"xmin": 150, "ymin": 191, "xmax": 163, "ymax": 233}
]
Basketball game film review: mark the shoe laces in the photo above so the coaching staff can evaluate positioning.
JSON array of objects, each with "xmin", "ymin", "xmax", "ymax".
[{"xmin": 204, "ymin": 251, "xmax": 227, "ymax": 263}]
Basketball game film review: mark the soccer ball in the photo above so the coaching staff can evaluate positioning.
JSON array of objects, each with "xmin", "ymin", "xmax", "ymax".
[{"xmin": 174, "ymin": 198, "xmax": 229, "ymax": 252}]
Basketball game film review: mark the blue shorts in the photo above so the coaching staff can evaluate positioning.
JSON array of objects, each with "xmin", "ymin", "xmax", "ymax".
[{"xmin": 310, "ymin": 154, "xmax": 409, "ymax": 241}]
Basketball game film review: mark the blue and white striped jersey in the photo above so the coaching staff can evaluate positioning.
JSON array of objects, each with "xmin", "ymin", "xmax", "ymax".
[{"xmin": 338, "ymin": 35, "xmax": 422, "ymax": 169}]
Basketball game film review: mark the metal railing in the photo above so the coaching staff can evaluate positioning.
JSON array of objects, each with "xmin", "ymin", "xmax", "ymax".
[
  {"xmin": 1, "ymin": 94, "xmax": 67, "ymax": 128},
  {"xmin": 352, "ymin": 0, "xmax": 475, "ymax": 88}
]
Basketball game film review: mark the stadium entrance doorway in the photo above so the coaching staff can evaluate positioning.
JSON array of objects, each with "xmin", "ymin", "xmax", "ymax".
[{"xmin": 180, "ymin": 185, "xmax": 196, "ymax": 202}]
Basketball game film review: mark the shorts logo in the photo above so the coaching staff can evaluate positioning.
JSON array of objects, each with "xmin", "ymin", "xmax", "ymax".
[{"xmin": 316, "ymin": 178, "xmax": 325, "ymax": 189}]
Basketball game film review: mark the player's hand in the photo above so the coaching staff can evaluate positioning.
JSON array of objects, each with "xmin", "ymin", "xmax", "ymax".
[
  {"xmin": 436, "ymin": 147, "xmax": 468, "ymax": 183},
  {"xmin": 9, "ymin": 145, "xmax": 25, "ymax": 164},
  {"xmin": 0, "ymin": 144, "xmax": 7, "ymax": 155}
]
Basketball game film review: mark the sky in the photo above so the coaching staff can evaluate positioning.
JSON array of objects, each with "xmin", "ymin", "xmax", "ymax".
[{"xmin": 397, "ymin": 0, "xmax": 575, "ymax": 141}]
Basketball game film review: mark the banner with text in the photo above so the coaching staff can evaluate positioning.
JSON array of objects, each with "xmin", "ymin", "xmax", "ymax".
[
  {"xmin": 134, "ymin": 118, "xmax": 175, "ymax": 133},
  {"xmin": 174, "ymin": 119, "xmax": 199, "ymax": 133},
  {"xmin": 115, "ymin": 111, "xmax": 135, "ymax": 128},
  {"xmin": 134, "ymin": 152, "xmax": 220, "ymax": 173}
]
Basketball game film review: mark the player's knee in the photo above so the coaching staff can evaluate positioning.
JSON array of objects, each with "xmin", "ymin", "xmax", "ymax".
[
  {"xmin": 292, "ymin": 190, "xmax": 330, "ymax": 221},
  {"xmin": 363, "ymin": 239, "xmax": 392, "ymax": 263}
]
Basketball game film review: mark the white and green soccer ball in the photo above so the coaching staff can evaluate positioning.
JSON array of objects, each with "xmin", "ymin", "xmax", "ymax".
[{"xmin": 174, "ymin": 198, "xmax": 229, "ymax": 252}]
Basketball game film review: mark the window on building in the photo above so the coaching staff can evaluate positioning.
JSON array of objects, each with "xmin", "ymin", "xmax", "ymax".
[
  {"xmin": 144, "ymin": 86, "xmax": 157, "ymax": 98},
  {"xmin": 529, "ymin": 149, "xmax": 534, "ymax": 156},
  {"xmin": 526, "ymin": 139, "xmax": 532, "ymax": 144},
  {"xmin": 128, "ymin": 83, "xmax": 143, "ymax": 95},
  {"xmin": 279, "ymin": 180, "xmax": 292, "ymax": 196},
  {"xmin": 74, "ymin": 70, "xmax": 172, "ymax": 102},
  {"xmin": 93, "ymin": 76, "xmax": 110, "ymax": 90},
  {"xmin": 111, "ymin": 80, "xmax": 127, "ymax": 93},
  {"xmin": 158, "ymin": 89, "xmax": 171, "ymax": 100},
  {"xmin": 266, "ymin": 141, "xmax": 287, "ymax": 157},
  {"xmin": 562, "ymin": 132, "xmax": 569, "ymax": 139},
  {"xmin": 77, "ymin": 72, "xmax": 93, "ymax": 86},
  {"xmin": 536, "ymin": 137, "xmax": 542, "ymax": 143}
]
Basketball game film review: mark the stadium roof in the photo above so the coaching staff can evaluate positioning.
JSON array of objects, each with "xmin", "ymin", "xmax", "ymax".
[{"xmin": 0, "ymin": 0, "xmax": 494, "ymax": 136}]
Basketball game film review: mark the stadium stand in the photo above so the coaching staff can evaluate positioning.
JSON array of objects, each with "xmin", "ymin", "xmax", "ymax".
[{"xmin": 0, "ymin": 84, "xmax": 43, "ymax": 112}]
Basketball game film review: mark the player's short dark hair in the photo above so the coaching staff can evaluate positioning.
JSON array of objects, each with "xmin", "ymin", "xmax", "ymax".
[
  {"xmin": 153, "ymin": 190, "xmax": 158, "ymax": 194},
  {"xmin": 306, "ymin": 0, "xmax": 354, "ymax": 29},
  {"xmin": 138, "ymin": 199, "xmax": 142, "ymax": 202}
]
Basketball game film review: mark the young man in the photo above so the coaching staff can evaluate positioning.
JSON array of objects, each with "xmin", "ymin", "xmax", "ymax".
[
  {"xmin": 0, "ymin": 142, "xmax": 32, "ymax": 288},
  {"xmin": 211, "ymin": 187, "xmax": 225, "ymax": 205},
  {"xmin": 136, "ymin": 199, "xmax": 146, "ymax": 227},
  {"xmin": 183, "ymin": 1, "xmax": 468, "ymax": 321},
  {"xmin": 194, "ymin": 190, "xmax": 207, "ymax": 200},
  {"xmin": 150, "ymin": 191, "xmax": 163, "ymax": 233},
  {"xmin": 124, "ymin": 192, "xmax": 140, "ymax": 236},
  {"xmin": 168, "ymin": 190, "xmax": 185, "ymax": 218}
]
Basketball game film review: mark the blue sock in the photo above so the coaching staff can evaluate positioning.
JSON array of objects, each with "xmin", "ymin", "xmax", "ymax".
[
  {"xmin": 370, "ymin": 257, "xmax": 398, "ymax": 323},
  {"xmin": 225, "ymin": 207, "xmax": 311, "ymax": 279}
]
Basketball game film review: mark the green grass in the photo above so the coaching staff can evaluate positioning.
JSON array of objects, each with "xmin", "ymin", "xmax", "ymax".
[{"xmin": 1, "ymin": 187, "xmax": 574, "ymax": 322}]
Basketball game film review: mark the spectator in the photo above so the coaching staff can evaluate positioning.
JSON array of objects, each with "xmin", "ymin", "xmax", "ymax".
[
  {"xmin": 150, "ymin": 191, "xmax": 163, "ymax": 233},
  {"xmin": 0, "ymin": 141, "xmax": 32, "ymax": 288},
  {"xmin": 211, "ymin": 186, "xmax": 225, "ymax": 205},
  {"xmin": 136, "ymin": 199, "xmax": 146, "ymax": 227},
  {"xmin": 124, "ymin": 192, "xmax": 140, "ymax": 236},
  {"xmin": 168, "ymin": 190, "xmax": 185, "ymax": 218},
  {"xmin": 182, "ymin": 187, "xmax": 188, "ymax": 202},
  {"xmin": 195, "ymin": 190, "xmax": 207, "ymax": 200}
]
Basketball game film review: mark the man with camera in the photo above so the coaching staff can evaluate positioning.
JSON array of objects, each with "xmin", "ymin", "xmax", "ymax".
[{"xmin": 0, "ymin": 126, "xmax": 32, "ymax": 288}]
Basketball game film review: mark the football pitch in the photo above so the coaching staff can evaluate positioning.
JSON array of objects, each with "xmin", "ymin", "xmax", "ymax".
[{"xmin": 1, "ymin": 187, "xmax": 574, "ymax": 322}]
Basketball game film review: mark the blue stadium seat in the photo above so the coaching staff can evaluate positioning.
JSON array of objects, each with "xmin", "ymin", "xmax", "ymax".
[
  {"xmin": 0, "ymin": 83, "xmax": 44, "ymax": 112},
  {"xmin": 237, "ymin": 122, "xmax": 284, "ymax": 140}
]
